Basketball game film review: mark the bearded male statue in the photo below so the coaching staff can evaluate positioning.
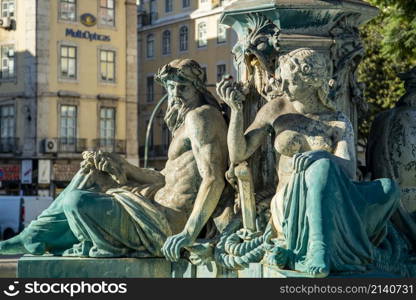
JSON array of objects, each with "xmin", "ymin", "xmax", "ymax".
[{"xmin": 0, "ymin": 59, "xmax": 230, "ymax": 262}]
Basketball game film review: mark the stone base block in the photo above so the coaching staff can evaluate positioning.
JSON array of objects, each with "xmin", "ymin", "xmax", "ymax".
[
  {"xmin": 18, "ymin": 255, "xmax": 173, "ymax": 278},
  {"xmin": 17, "ymin": 255, "xmax": 402, "ymax": 278}
]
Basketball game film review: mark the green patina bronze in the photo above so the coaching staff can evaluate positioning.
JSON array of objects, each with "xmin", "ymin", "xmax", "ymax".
[
  {"xmin": 4, "ymin": 0, "xmax": 416, "ymax": 278},
  {"xmin": 0, "ymin": 59, "xmax": 231, "ymax": 265}
]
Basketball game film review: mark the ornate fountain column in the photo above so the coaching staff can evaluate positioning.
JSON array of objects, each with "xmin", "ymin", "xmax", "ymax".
[{"xmin": 220, "ymin": 0, "xmax": 378, "ymax": 190}]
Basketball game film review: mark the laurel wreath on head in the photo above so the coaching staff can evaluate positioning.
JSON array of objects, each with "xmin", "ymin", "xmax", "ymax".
[{"xmin": 155, "ymin": 59, "xmax": 207, "ymax": 93}]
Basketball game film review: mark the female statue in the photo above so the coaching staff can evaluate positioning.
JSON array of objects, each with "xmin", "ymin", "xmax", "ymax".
[{"xmin": 217, "ymin": 48, "xmax": 401, "ymax": 277}]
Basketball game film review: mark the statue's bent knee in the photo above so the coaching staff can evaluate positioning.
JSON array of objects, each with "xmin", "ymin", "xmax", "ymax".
[
  {"xmin": 304, "ymin": 158, "xmax": 335, "ymax": 187},
  {"xmin": 63, "ymin": 190, "xmax": 95, "ymax": 214}
]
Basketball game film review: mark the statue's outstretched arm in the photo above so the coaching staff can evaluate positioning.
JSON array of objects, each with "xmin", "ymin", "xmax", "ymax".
[
  {"xmin": 126, "ymin": 163, "xmax": 165, "ymax": 185},
  {"xmin": 217, "ymin": 78, "xmax": 270, "ymax": 164},
  {"xmin": 83, "ymin": 151, "xmax": 165, "ymax": 186},
  {"xmin": 161, "ymin": 108, "xmax": 227, "ymax": 261},
  {"xmin": 182, "ymin": 108, "xmax": 227, "ymax": 241}
]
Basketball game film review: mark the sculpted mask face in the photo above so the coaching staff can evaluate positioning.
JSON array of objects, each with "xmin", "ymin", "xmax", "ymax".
[
  {"xmin": 233, "ymin": 13, "xmax": 281, "ymax": 100},
  {"xmin": 164, "ymin": 79, "xmax": 200, "ymax": 135}
]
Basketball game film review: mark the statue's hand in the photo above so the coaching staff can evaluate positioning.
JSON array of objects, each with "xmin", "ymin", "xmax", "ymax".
[
  {"xmin": 83, "ymin": 150, "xmax": 128, "ymax": 185},
  {"xmin": 161, "ymin": 231, "xmax": 193, "ymax": 262},
  {"xmin": 263, "ymin": 246, "xmax": 291, "ymax": 269},
  {"xmin": 216, "ymin": 78, "xmax": 245, "ymax": 111},
  {"xmin": 187, "ymin": 242, "xmax": 214, "ymax": 266},
  {"xmin": 292, "ymin": 150, "xmax": 332, "ymax": 173}
]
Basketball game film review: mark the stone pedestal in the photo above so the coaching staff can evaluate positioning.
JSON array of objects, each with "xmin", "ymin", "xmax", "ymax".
[
  {"xmin": 17, "ymin": 256, "xmax": 401, "ymax": 278},
  {"xmin": 17, "ymin": 256, "xmax": 228, "ymax": 278},
  {"xmin": 18, "ymin": 256, "xmax": 172, "ymax": 278}
]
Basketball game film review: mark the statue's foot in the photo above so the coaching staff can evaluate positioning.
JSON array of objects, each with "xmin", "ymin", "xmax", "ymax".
[
  {"xmin": 88, "ymin": 246, "xmax": 125, "ymax": 258},
  {"xmin": 62, "ymin": 241, "xmax": 92, "ymax": 258},
  {"xmin": 307, "ymin": 264, "xmax": 329, "ymax": 278},
  {"xmin": 305, "ymin": 242, "xmax": 330, "ymax": 277},
  {"xmin": 0, "ymin": 235, "xmax": 29, "ymax": 255}
]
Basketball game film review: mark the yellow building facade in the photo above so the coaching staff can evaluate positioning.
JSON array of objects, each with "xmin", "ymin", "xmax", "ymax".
[
  {"xmin": 137, "ymin": 0, "xmax": 236, "ymax": 170},
  {"xmin": 0, "ymin": 0, "xmax": 138, "ymax": 196}
]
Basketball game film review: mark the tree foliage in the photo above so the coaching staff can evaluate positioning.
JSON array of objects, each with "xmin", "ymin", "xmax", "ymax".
[{"xmin": 357, "ymin": 0, "xmax": 416, "ymax": 141}]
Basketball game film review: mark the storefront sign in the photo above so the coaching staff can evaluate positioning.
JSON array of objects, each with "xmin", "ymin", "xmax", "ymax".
[
  {"xmin": 0, "ymin": 165, "xmax": 20, "ymax": 181},
  {"xmin": 53, "ymin": 162, "xmax": 80, "ymax": 182},
  {"xmin": 21, "ymin": 160, "xmax": 33, "ymax": 184},
  {"xmin": 65, "ymin": 28, "xmax": 111, "ymax": 42},
  {"xmin": 38, "ymin": 160, "xmax": 51, "ymax": 184}
]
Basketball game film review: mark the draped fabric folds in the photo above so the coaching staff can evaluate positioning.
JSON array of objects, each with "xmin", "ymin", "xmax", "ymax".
[
  {"xmin": 281, "ymin": 158, "xmax": 401, "ymax": 273},
  {"xmin": 17, "ymin": 171, "xmax": 172, "ymax": 258}
]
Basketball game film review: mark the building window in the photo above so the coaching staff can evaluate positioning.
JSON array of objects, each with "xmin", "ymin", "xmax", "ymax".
[
  {"xmin": 100, "ymin": 49, "xmax": 115, "ymax": 82},
  {"xmin": 0, "ymin": 105, "xmax": 15, "ymax": 152},
  {"xmin": 99, "ymin": 0, "xmax": 115, "ymax": 27},
  {"xmin": 165, "ymin": 0, "xmax": 172, "ymax": 12},
  {"xmin": 146, "ymin": 34, "xmax": 154, "ymax": 58},
  {"xmin": 1, "ymin": 0, "xmax": 15, "ymax": 18},
  {"xmin": 179, "ymin": 26, "xmax": 188, "ymax": 52},
  {"xmin": 197, "ymin": 22, "xmax": 207, "ymax": 48},
  {"xmin": 100, "ymin": 107, "xmax": 115, "ymax": 150},
  {"xmin": 147, "ymin": 76, "xmax": 154, "ymax": 103},
  {"xmin": 162, "ymin": 30, "xmax": 171, "ymax": 55},
  {"xmin": 149, "ymin": 0, "xmax": 157, "ymax": 24},
  {"xmin": 183, "ymin": 0, "xmax": 190, "ymax": 8},
  {"xmin": 59, "ymin": 0, "xmax": 76, "ymax": 21},
  {"xmin": 217, "ymin": 22, "xmax": 227, "ymax": 44},
  {"xmin": 60, "ymin": 105, "xmax": 77, "ymax": 147},
  {"xmin": 0, "ymin": 105, "xmax": 14, "ymax": 139},
  {"xmin": 217, "ymin": 64, "xmax": 226, "ymax": 82},
  {"xmin": 60, "ymin": 45, "xmax": 77, "ymax": 79},
  {"xmin": 0, "ymin": 45, "xmax": 15, "ymax": 80}
]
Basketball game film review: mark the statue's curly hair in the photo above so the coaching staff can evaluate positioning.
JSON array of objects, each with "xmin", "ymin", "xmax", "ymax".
[{"xmin": 278, "ymin": 48, "xmax": 336, "ymax": 111}]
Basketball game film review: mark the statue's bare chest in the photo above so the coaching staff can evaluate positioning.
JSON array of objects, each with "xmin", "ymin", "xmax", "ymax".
[
  {"xmin": 273, "ymin": 114, "xmax": 336, "ymax": 157},
  {"xmin": 167, "ymin": 127, "xmax": 192, "ymax": 160}
]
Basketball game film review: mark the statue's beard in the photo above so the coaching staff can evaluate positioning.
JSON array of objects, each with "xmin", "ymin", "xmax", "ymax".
[{"xmin": 164, "ymin": 97, "xmax": 191, "ymax": 136}]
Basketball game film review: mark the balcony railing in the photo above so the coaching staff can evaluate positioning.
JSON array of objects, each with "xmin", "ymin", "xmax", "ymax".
[
  {"xmin": 0, "ymin": 137, "xmax": 19, "ymax": 153},
  {"xmin": 57, "ymin": 138, "xmax": 88, "ymax": 153},
  {"xmin": 93, "ymin": 139, "xmax": 126, "ymax": 154}
]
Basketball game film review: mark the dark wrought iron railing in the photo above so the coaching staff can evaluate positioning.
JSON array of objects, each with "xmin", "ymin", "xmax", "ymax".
[
  {"xmin": 57, "ymin": 138, "xmax": 88, "ymax": 153},
  {"xmin": 0, "ymin": 137, "xmax": 19, "ymax": 153}
]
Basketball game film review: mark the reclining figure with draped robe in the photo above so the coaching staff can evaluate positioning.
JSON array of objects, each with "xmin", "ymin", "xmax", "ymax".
[{"xmin": 0, "ymin": 59, "xmax": 231, "ymax": 261}]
